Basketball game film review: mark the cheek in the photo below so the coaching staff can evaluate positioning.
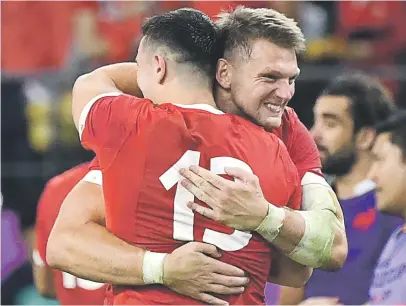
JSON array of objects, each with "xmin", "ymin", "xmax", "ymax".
[
  {"xmin": 324, "ymin": 129, "xmax": 345, "ymax": 151},
  {"xmin": 380, "ymin": 161, "xmax": 403, "ymax": 195},
  {"xmin": 289, "ymin": 84, "xmax": 295, "ymax": 98}
]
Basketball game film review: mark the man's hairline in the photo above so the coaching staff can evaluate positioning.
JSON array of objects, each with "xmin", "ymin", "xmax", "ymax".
[{"xmin": 222, "ymin": 36, "xmax": 299, "ymax": 63}]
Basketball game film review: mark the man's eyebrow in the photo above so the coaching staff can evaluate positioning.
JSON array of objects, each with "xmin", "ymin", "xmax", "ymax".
[
  {"xmin": 321, "ymin": 113, "xmax": 341, "ymax": 122},
  {"xmin": 259, "ymin": 69, "xmax": 300, "ymax": 80}
]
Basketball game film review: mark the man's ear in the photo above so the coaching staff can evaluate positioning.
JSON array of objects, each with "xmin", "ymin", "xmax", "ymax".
[
  {"xmin": 154, "ymin": 55, "xmax": 166, "ymax": 84},
  {"xmin": 216, "ymin": 58, "xmax": 232, "ymax": 90},
  {"xmin": 356, "ymin": 127, "xmax": 376, "ymax": 151}
]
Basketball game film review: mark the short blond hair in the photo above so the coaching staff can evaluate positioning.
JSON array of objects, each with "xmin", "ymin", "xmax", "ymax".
[{"xmin": 216, "ymin": 6, "xmax": 305, "ymax": 59}]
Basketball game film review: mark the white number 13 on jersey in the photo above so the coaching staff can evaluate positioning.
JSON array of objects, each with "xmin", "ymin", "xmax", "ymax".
[{"xmin": 159, "ymin": 150, "xmax": 253, "ymax": 251}]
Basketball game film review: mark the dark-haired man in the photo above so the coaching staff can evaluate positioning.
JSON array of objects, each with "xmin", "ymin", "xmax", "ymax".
[{"xmin": 280, "ymin": 74, "xmax": 402, "ymax": 305}]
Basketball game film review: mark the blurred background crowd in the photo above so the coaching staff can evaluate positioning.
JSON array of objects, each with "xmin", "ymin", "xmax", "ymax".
[{"xmin": 2, "ymin": 1, "xmax": 406, "ymax": 305}]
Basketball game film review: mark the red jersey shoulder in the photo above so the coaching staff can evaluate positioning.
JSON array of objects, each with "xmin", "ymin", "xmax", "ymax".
[
  {"xmin": 81, "ymin": 95, "xmax": 160, "ymax": 169},
  {"xmin": 272, "ymin": 107, "xmax": 322, "ymax": 179},
  {"xmin": 271, "ymin": 107, "xmax": 298, "ymax": 144}
]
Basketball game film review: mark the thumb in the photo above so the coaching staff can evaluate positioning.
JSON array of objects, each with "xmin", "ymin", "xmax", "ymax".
[
  {"xmin": 224, "ymin": 167, "xmax": 258, "ymax": 186},
  {"xmin": 192, "ymin": 242, "xmax": 222, "ymax": 258}
]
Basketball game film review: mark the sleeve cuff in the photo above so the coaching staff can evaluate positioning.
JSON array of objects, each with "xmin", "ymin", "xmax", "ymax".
[
  {"xmin": 32, "ymin": 249, "xmax": 45, "ymax": 267},
  {"xmin": 79, "ymin": 92, "xmax": 122, "ymax": 139},
  {"xmin": 81, "ymin": 170, "xmax": 103, "ymax": 186}
]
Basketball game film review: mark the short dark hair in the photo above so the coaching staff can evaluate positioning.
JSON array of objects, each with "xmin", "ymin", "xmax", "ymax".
[
  {"xmin": 375, "ymin": 110, "xmax": 406, "ymax": 160},
  {"xmin": 321, "ymin": 73, "xmax": 396, "ymax": 132},
  {"xmin": 142, "ymin": 8, "xmax": 220, "ymax": 79},
  {"xmin": 216, "ymin": 6, "xmax": 306, "ymax": 60}
]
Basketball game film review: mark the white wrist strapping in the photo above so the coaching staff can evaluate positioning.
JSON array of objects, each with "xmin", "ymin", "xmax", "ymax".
[
  {"xmin": 255, "ymin": 203, "xmax": 286, "ymax": 242},
  {"xmin": 142, "ymin": 251, "xmax": 168, "ymax": 285}
]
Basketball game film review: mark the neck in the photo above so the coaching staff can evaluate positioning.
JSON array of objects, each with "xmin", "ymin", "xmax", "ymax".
[
  {"xmin": 215, "ymin": 86, "xmax": 240, "ymax": 114},
  {"xmin": 154, "ymin": 79, "xmax": 217, "ymax": 109},
  {"xmin": 335, "ymin": 152, "xmax": 372, "ymax": 199}
]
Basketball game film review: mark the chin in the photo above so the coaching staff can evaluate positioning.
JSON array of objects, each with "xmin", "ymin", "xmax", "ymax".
[
  {"xmin": 265, "ymin": 117, "xmax": 282, "ymax": 129},
  {"xmin": 376, "ymin": 197, "xmax": 392, "ymax": 213}
]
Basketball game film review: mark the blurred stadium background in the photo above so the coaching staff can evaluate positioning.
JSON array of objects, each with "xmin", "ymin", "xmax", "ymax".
[{"xmin": 2, "ymin": 1, "xmax": 406, "ymax": 304}]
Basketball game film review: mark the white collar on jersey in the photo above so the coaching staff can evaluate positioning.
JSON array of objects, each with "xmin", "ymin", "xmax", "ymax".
[
  {"xmin": 353, "ymin": 179, "xmax": 376, "ymax": 197},
  {"xmin": 172, "ymin": 103, "xmax": 225, "ymax": 115}
]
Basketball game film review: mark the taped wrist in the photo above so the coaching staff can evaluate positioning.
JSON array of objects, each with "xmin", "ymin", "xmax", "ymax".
[
  {"xmin": 255, "ymin": 203, "xmax": 286, "ymax": 242},
  {"xmin": 142, "ymin": 251, "xmax": 168, "ymax": 284}
]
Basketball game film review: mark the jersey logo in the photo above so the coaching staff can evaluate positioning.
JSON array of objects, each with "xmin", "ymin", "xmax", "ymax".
[{"xmin": 353, "ymin": 208, "xmax": 376, "ymax": 231}]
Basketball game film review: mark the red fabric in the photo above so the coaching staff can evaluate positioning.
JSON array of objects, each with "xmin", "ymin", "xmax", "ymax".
[
  {"xmin": 81, "ymin": 95, "xmax": 301, "ymax": 305},
  {"xmin": 35, "ymin": 160, "xmax": 106, "ymax": 305},
  {"xmin": 336, "ymin": 2, "xmax": 406, "ymax": 94},
  {"xmin": 272, "ymin": 107, "xmax": 322, "ymax": 180},
  {"xmin": 90, "ymin": 2, "xmax": 142, "ymax": 63},
  {"xmin": 191, "ymin": 1, "xmax": 268, "ymax": 19},
  {"xmin": 337, "ymin": 2, "xmax": 406, "ymax": 60},
  {"xmin": 1, "ymin": 1, "xmax": 86, "ymax": 72}
]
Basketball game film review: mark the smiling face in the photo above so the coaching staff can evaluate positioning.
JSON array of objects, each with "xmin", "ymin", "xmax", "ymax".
[{"xmin": 217, "ymin": 39, "xmax": 299, "ymax": 130}]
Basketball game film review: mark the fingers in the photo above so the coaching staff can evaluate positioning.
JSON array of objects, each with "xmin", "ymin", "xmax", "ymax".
[
  {"xmin": 208, "ymin": 284, "xmax": 245, "ymax": 295},
  {"xmin": 191, "ymin": 242, "xmax": 222, "ymax": 258},
  {"xmin": 181, "ymin": 179, "xmax": 216, "ymax": 208},
  {"xmin": 212, "ymin": 273, "xmax": 250, "ymax": 288},
  {"xmin": 198, "ymin": 293, "xmax": 229, "ymax": 305},
  {"xmin": 207, "ymin": 256, "xmax": 246, "ymax": 277},
  {"xmin": 224, "ymin": 167, "xmax": 259, "ymax": 186},
  {"xmin": 188, "ymin": 165, "xmax": 229, "ymax": 190},
  {"xmin": 187, "ymin": 202, "xmax": 217, "ymax": 220},
  {"xmin": 180, "ymin": 167, "xmax": 220, "ymax": 196}
]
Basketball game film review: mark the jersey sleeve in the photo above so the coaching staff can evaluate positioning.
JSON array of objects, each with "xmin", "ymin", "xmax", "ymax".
[
  {"xmin": 79, "ymin": 93, "xmax": 150, "ymax": 169},
  {"xmin": 287, "ymin": 180, "xmax": 302, "ymax": 211},
  {"xmin": 81, "ymin": 158, "xmax": 103, "ymax": 186},
  {"xmin": 286, "ymin": 109, "xmax": 322, "ymax": 180},
  {"xmin": 88, "ymin": 157, "xmax": 100, "ymax": 171}
]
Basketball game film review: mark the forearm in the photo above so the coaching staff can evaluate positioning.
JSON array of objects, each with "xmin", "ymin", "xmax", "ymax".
[
  {"xmin": 47, "ymin": 221, "xmax": 145, "ymax": 285},
  {"xmin": 87, "ymin": 63, "xmax": 143, "ymax": 97},
  {"xmin": 33, "ymin": 265, "xmax": 56, "ymax": 298},
  {"xmin": 268, "ymin": 249, "xmax": 313, "ymax": 288},
  {"xmin": 72, "ymin": 62, "xmax": 142, "ymax": 127},
  {"xmin": 278, "ymin": 209, "xmax": 343, "ymax": 268},
  {"xmin": 279, "ymin": 286, "xmax": 305, "ymax": 305},
  {"xmin": 256, "ymin": 185, "xmax": 347, "ymax": 269}
]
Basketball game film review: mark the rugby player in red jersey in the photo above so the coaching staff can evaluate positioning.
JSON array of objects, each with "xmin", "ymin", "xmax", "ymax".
[
  {"xmin": 71, "ymin": 8, "xmax": 310, "ymax": 305},
  {"xmin": 48, "ymin": 6, "xmax": 347, "ymax": 305},
  {"xmin": 34, "ymin": 160, "xmax": 106, "ymax": 304}
]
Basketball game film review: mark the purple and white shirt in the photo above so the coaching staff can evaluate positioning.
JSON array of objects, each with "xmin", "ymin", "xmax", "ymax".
[{"xmin": 369, "ymin": 224, "xmax": 406, "ymax": 304}]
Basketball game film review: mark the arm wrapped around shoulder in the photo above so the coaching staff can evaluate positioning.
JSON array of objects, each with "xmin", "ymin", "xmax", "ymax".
[
  {"xmin": 289, "ymin": 181, "xmax": 347, "ymax": 270},
  {"xmin": 256, "ymin": 174, "xmax": 347, "ymax": 270}
]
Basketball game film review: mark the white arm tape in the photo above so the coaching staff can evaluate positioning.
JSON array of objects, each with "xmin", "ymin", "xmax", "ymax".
[
  {"xmin": 81, "ymin": 170, "xmax": 103, "ymax": 186},
  {"xmin": 255, "ymin": 204, "xmax": 286, "ymax": 242},
  {"xmin": 287, "ymin": 182, "xmax": 345, "ymax": 268},
  {"xmin": 32, "ymin": 249, "xmax": 45, "ymax": 267},
  {"xmin": 142, "ymin": 251, "xmax": 168, "ymax": 285},
  {"xmin": 288, "ymin": 209, "xmax": 336, "ymax": 268},
  {"xmin": 257, "ymin": 172, "xmax": 345, "ymax": 268}
]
